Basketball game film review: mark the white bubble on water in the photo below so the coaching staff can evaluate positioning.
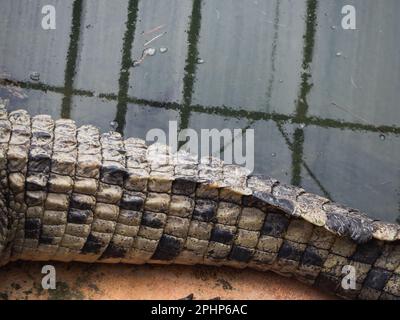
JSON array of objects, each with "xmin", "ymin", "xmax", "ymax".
[
  {"xmin": 132, "ymin": 60, "xmax": 141, "ymax": 67},
  {"xmin": 144, "ymin": 47, "xmax": 156, "ymax": 56},
  {"xmin": 30, "ymin": 71, "xmax": 40, "ymax": 81},
  {"xmin": 109, "ymin": 121, "xmax": 118, "ymax": 132}
]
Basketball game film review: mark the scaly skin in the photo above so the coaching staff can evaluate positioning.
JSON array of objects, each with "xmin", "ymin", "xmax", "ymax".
[{"xmin": 0, "ymin": 101, "xmax": 399, "ymax": 300}]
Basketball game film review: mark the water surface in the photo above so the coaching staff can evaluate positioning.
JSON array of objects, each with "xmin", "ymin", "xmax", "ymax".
[{"xmin": 0, "ymin": 0, "xmax": 399, "ymax": 222}]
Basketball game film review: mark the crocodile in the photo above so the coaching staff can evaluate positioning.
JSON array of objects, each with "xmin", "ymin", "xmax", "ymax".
[{"xmin": 0, "ymin": 99, "xmax": 399, "ymax": 300}]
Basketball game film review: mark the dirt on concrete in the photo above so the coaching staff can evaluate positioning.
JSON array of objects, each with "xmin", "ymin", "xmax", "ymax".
[{"xmin": 0, "ymin": 261, "xmax": 335, "ymax": 300}]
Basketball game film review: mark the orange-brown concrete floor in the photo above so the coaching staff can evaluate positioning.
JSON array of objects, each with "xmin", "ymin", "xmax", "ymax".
[
  {"xmin": 0, "ymin": 262, "xmax": 332, "ymax": 299},
  {"xmin": 0, "ymin": 261, "xmax": 335, "ymax": 300}
]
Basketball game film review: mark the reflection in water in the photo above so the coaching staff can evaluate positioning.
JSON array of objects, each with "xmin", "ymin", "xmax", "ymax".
[{"xmin": 0, "ymin": 0, "xmax": 399, "ymax": 222}]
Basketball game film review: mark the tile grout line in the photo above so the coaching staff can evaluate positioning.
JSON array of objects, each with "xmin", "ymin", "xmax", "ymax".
[
  {"xmin": 265, "ymin": 0, "xmax": 281, "ymax": 112},
  {"xmin": 291, "ymin": 128, "xmax": 305, "ymax": 186},
  {"xmin": 1, "ymin": 78, "xmax": 400, "ymax": 135},
  {"xmin": 291, "ymin": 0, "xmax": 318, "ymax": 187},
  {"xmin": 178, "ymin": 0, "xmax": 202, "ymax": 141},
  {"xmin": 294, "ymin": 0, "xmax": 318, "ymax": 121},
  {"xmin": 114, "ymin": 0, "xmax": 140, "ymax": 134},
  {"xmin": 61, "ymin": 0, "xmax": 84, "ymax": 119}
]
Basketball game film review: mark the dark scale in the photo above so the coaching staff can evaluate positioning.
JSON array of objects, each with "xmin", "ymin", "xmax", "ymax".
[
  {"xmin": 81, "ymin": 233, "xmax": 104, "ymax": 254},
  {"xmin": 100, "ymin": 163, "xmax": 128, "ymax": 185},
  {"xmin": 172, "ymin": 177, "xmax": 197, "ymax": 195},
  {"xmin": 39, "ymin": 235, "xmax": 55, "ymax": 245},
  {"xmin": 326, "ymin": 212, "xmax": 346, "ymax": 234},
  {"xmin": 210, "ymin": 225, "xmax": 235, "ymax": 245},
  {"xmin": 278, "ymin": 241, "xmax": 303, "ymax": 262},
  {"xmin": 31, "ymin": 130, "xmax": 52, "ymax": 140},
  {"xmin": 301, "ymin": 246, "xmax": 324, "ymax": 267},
  {"xmin": 351, "ymin": 240, "xmax": 384, "ymax": 265},
  {"xmin": 262, "ymin": 211, "xmax": 290, "ymax": 238},
  {"xmin": 28, "ymin": 152, "xmax": 51, "ymax": 173},
  {"xmin": 120, "ymin": 192, "xmax": 144, "ymax": 211},
  {"xmin": 67, "ymin": 208, "xmax": 92, "ymax": 224},
  {"xmin": 100, "ymin": 242, "xmax": 127, "ymax": 259},
  {"xmin": 364, "ymin": 268, "xmax": 392, "ymax": 291},
  {"xmin": 192, "ymin": 199, "xmax": 217, "ymax": 222},
  {"xmin": 345, "ymin": 215, "xmax": 374, "ymax": 243},
  {"xmin": 70, "ymin": 194, "xmax": 93, "ymax": 210},
  {"xmin": 24, "ymin": 218, "xmax": 41, "ymax": 239},
  {"xmin": 152, "ymin": 234, "xmax": 184, "ymax": 260},
  {"xmin": 141, "ymin": 211, "xmax": 166, "ymax": 229},
  {"xmin": 229, "ymin": 245, "xmax": 253, "ymax": 263},
  {"xmin": 326, "ymin": 211, "xmax": 374, "ymax": 244}
]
